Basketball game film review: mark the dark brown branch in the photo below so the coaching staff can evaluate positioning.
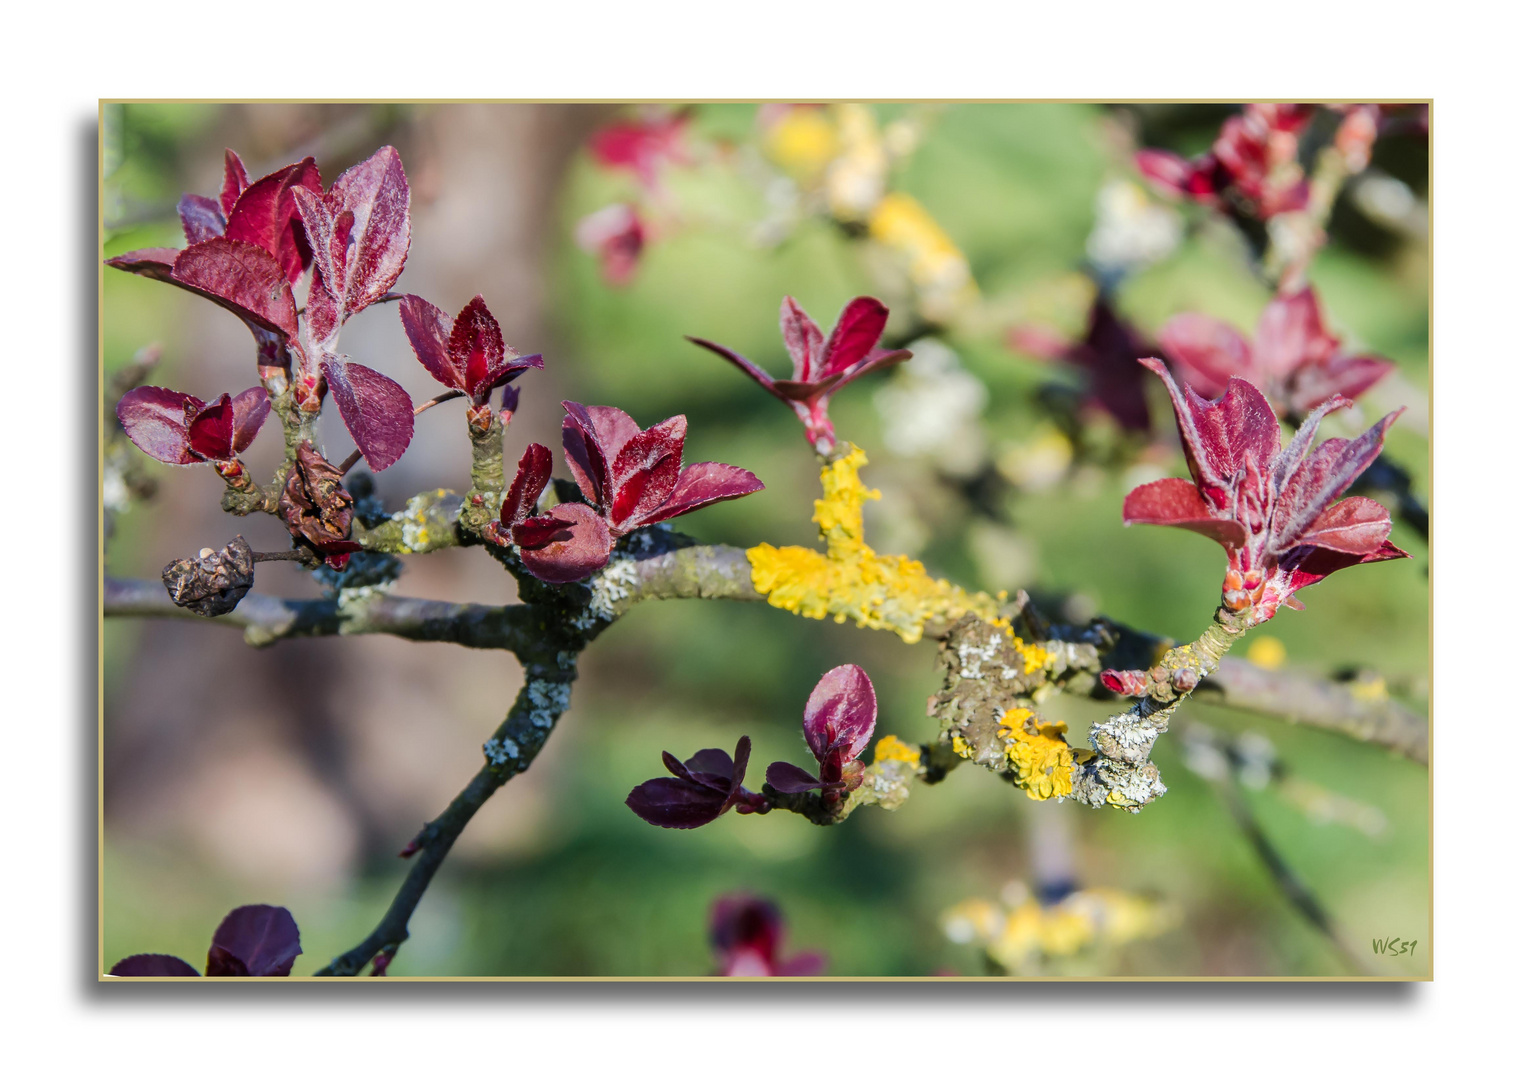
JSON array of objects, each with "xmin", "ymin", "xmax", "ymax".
[{"xmin": 104, "ymin": 576, "xmax": 538, "ymax": 653}]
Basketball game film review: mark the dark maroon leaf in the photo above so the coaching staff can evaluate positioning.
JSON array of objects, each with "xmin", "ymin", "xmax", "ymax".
[
  {"xmin": 818, "ymin": 296, "xmax": 890, "ymax": 379},
  {"xmin": 625, "ymin": 777, "xmax": 732, "ymax": 829},
  {"xmin": 187, "ymin": 394, "xmax": 235, "ymax": 460},
  {"xmin": 207, "ymin": 904, "xmax": 301, "ymax": 976},
  {"xmin": 803, "ymin": 664, "xmax": 877, "ymax": 766},
  {"xmin": 229, "ymin": 387, "xmax": 271, "ymax": 454},
  {"xmin": 171, "ymin": 237, "xmax": 299, "ymax": 339},
  {"xmin": 224, "ymin": 158, "xmax": 322, "ymax": 283},
  {"xmin": 682, "ymin": 747, "xmax": 737, "ymax": 785},
  {"xmin": 609, "ymin": 416, "xmax": 686, "ymax": 528},
  {"xmin": 515, "ymin": 503, "xmax": 614, "ymax": 583},
  {"xmin": 765, "ymin": 761, "xmax": 832, "ymax": 793},
  {"xmin": 204, "ymin": 947, "xmax": 252, "ymax": 977},
  {"xmin": 1283, "ymin": 538, "xmax": 1409, "ymax": 592},
  {"xmin": 115, "ymin": 386, "xmax": 199, "ymax": 465},
  {"xmin": 561, "ymin": 402, "xmax": 617, "ymax": 509},
  {"xmin": 400, "ymin": 294, "xmax": 459, "ymax": 389},
  {"xmin": 109, "ymin": 954, "xmax": 200, "ymax": 977},
  {"xmin": 320, "ymin": 359, "xmax": 414, "ymax": 472},
  {"xmin": 631, "ymin": 462, "xmax": 764, "ymax": 529},
  {"xmin": 502, "ymin": 443, "xmax": 553, "ymax": 526},
  {"xmin": 177, "ymin": 193, "xmax": 226, "ymax": 245},
  {"xmin": 220, "ymin": 149, "xmax": 250, "ymax": 216},
  {"xmin": 449, "ymin": 295, "xmax": 505, "ymax": 401}
]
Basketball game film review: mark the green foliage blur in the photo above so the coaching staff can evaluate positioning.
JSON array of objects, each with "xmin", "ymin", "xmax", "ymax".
[{"xmin": 102, "ymin": 102, "xmax": 1428, "ymax": 978}]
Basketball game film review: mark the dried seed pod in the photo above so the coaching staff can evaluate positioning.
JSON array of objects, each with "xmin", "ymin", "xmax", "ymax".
[
  {"xmin": 161, "ymin": 535, "xmax": 255, "ymax": 617},
  {"xmin": 278, "ymin": 441, "xmax": 360, "ymax": 566}
]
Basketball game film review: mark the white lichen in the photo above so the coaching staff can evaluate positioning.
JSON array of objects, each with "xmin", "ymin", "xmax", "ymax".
[
  {"xmin": 524, "ymin": 679, "xmax": 572, "ymax": 729},
  {"xmin": 572, "ymin": 557, "xmax": 639, "ymax": 630},
  {"xmin": 957, "ymin": 632, "xmax": 1005, "ymax": 679},
  {"xmin": 483, "ymin": 737, "xmax": 520, "ymax": 766}
]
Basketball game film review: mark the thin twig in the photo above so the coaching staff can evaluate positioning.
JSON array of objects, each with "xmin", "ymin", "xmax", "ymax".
[{"xmin": 1209, "ymin": 769, "xmax": 1372, "ymax": 975}]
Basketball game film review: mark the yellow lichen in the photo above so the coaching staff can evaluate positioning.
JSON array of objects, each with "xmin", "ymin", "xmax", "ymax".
[
  {"xmin": 748, "ymin": 445, "xmax": 997, "ymax": 644},
  {"xmin": 950, "ymin": 733, "xmax": 974, "ymax": 759},
  {"xmin": 996, "ymin": 708, "xmax": 1075, "ymax": 800},
  {"xmin": 872, "ymin": 735, "xmax": 922, "ymax": 766},
  {"xmin": 1017, "ymin": 641, "xmax": 1053, "ymax": 675}
]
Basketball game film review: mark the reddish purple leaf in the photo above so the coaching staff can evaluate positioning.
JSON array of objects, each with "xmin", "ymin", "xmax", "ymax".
[
  {"xmin": 1287, "ymin": 354, "xmax": 1394, "ymax": 414},
  {"xmin": 320, "ymin": 359, "xmax": 414, "ymax": 472},
  {"xmin": 187, "ymin": 394, "xmax": 235, "ymax": 460},
  {"xmin": 399, "ymin": 294, "xmax": 458, "ymax": 389},
  {"xmin": 1135, "ymin": 148, "xmax": 1196, "ymax": 195},
  {"xmin": 1298, "ymin": 496, "xmax": 1395, "ymax": 555},
  {"xmin": 229, "ymin": 387, "xmax": 271, "ymax": 454},
  {"xmin": 515, "ymin": 503, "xmax": 614, "ymax": 583},
  {"xmin": 109, "ymin": 954, "xmax": 200, "ymax": 977},
  {"xmin": 765, "ymin": 760, "xmax": 833, "ymax": 793},
  {"xmin": 779, "ymin": 296, "xmax": 825, "ymax": 382},
  {"xmin": 819, "ymin": 296, "xmax": 891, "ymax": 379},
  {"xmin": 711, "ymin": 896, "xmax": 782, "ymax": 962},
  {"xmin": 1159, "ymin": 313, "xmax": 1250, "ymax": 401},
  {"xmin": 631, "ymin": 462, "xmax": 764, "ymax": 529},
  {"xmin": 1253, "ymin": 287, "xmax": 1338, "ymax": 380},
  {"xmin": 103, "ymin": 247, "xmax": 181, "ymax": 282},
  {"xmin": 224, "ymin": 158, "xmax": 322, "ymax": 284},
  {"xmin": 1283, "ymin": 538, "xmax": 1409, "ymax": 592},
  {"xmin": 1271, "ymin": 409, "xmax": 1402, "ymax": 550},
  {"xmin": 608, "ymin": 416, "xmax": 686, "ymax": 528},
  {"xmin": 561, "ymin": 402, "xmax": 617, "ymax": 509},
  {"xmin": 773, "ymin": 952, "xmax": 827, "ymax": 976},
  {"xmin": 502, "ymin": 443, "xmax": 553, "ymax": 527},
  {"xmin": 206, "ymin": 904, "xmax": 301, "ymax": 976},
  {"xmin": 177, "ymin": 193, "xmax": 226, "ymax": 245},
  {"xmin": 1123, "ymin": 477, "xmax": 1247, "ymax": 547},
  {"xmin": 803, "ymin": 664, "xmax": 877, "ymax": 766},
  {"xmin": 220, "ymin": 149, "xmax": 250, "ymax": 217},
  {"xmin": 171, "ymin": 237, "xmax": 299, "ymax": 339},
  {"xmin": 325, "ymin": 146, "xmax": 411, "ymax": 316},
  {"xmin": 115, "ymin": 386, "xmax": 199, "ymax": 465},
  {"xmin": 449, "ymin": 295, "xmax": 505, "ymax": 402},
  {"xmin": 684, "ymin": 336, "xmax": 784, "ymax": 398}
]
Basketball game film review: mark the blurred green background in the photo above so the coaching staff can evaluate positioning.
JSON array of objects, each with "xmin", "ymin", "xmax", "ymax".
[{"xmin": 101, "ymin": 102, "xmax": 1428, "ymax": 977}]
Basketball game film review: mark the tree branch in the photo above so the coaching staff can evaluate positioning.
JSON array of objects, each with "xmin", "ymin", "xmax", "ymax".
[{"xmin": 1200, "ymin": 658, "xmax": 1428, "ymax": 766}]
